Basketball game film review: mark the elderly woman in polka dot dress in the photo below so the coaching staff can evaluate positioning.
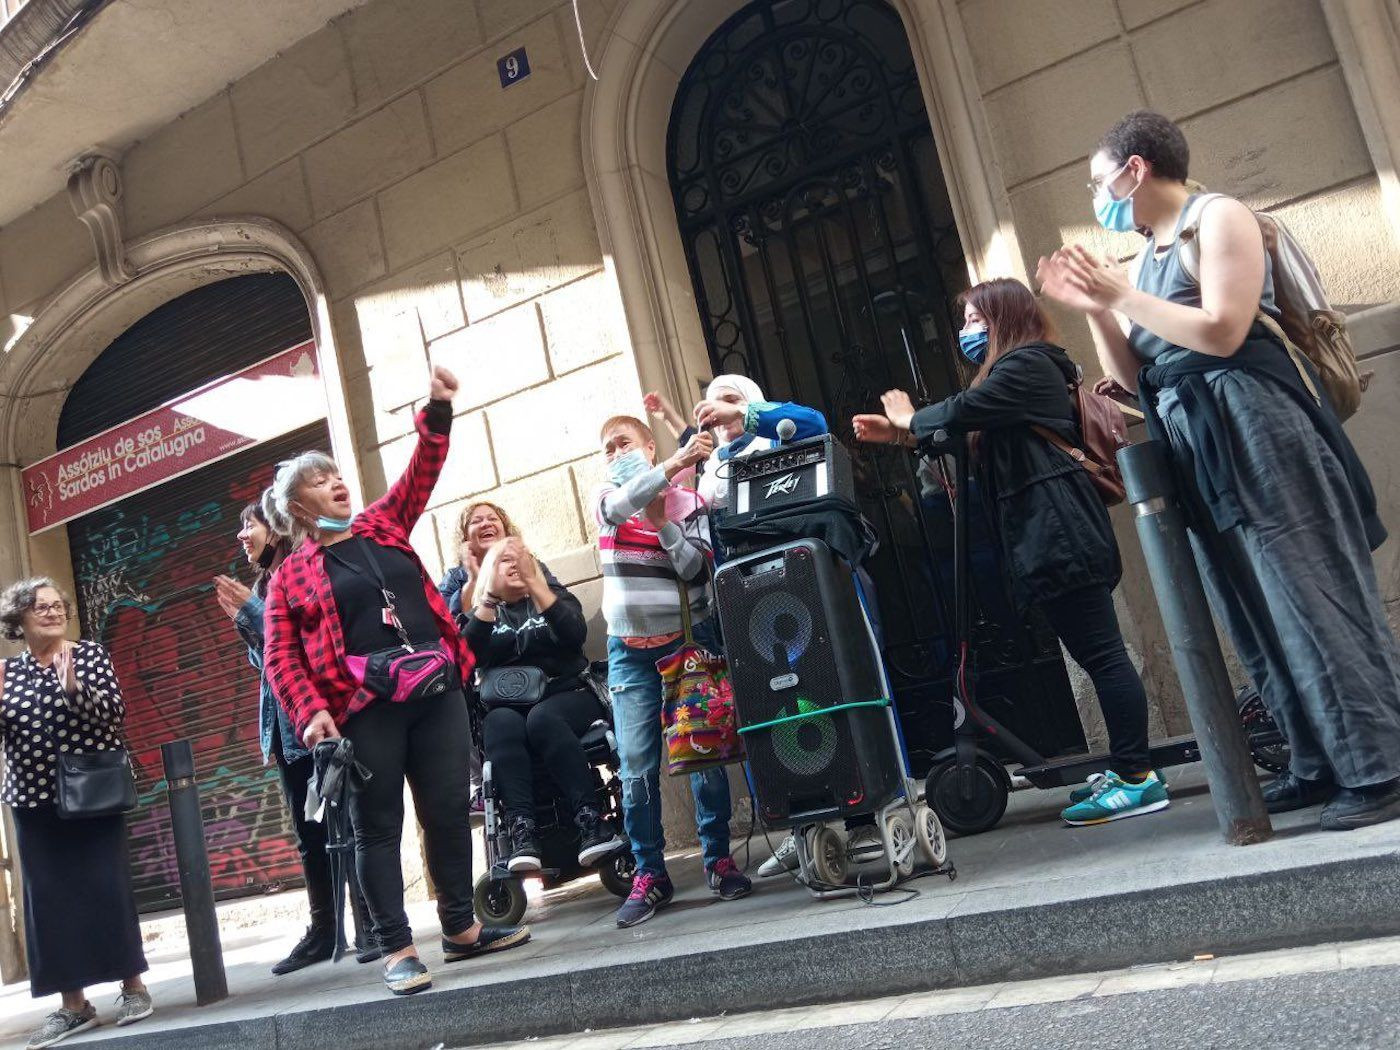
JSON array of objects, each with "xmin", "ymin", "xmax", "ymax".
[{"xmin": 0, "ymin": 577, "xmax": 153, "ymax": 1049}]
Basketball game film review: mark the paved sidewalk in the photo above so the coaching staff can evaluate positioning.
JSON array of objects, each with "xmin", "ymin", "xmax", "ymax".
[{"xmin": 5, "ymin": 765, "xmax": 1400, "ymax": 1050}]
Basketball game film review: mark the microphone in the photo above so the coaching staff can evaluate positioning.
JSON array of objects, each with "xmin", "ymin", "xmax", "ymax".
[{"xmin": 776, "ymin": 418, "xmax": 797, "ymax": 445}]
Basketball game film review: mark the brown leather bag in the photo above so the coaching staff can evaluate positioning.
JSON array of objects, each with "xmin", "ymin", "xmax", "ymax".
[{"xmin": 1032, "ymin": 382, "xmax": 1129, "ymax": 506}]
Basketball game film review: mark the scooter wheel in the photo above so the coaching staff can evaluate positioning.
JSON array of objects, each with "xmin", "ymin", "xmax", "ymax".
[
  {"xmin": 473, "ymin": 872, "xmax": 528, "ymax": 926},
  {"xmin": 807, "ymin": 826, "xmax": 847, "ymax": 887},
  {"xmin": 914, "ymin": 802, "xmax": 948, "ymax": 866},
  {"xmin": 925, "ymin": 754, "xmax": 1010, "ymax": 836},
  {"xmin": 597, "ymin": 850, "xmax": 637, "ymax": 898},
  {"xmin": 884, "ymin": 812, "xmax": 916, "ymax": 877}
]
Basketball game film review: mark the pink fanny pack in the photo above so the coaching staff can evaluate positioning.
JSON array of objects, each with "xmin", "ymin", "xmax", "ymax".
[{"xmin": 345, "ymin": 642, "xmax": 459, "ymax": 704}]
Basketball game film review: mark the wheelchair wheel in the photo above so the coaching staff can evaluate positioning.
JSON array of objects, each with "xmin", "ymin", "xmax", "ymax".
[
  {"xmin": 914, "ymin": 802, "xmax": 948, "ymax": 867},
  {"xmin": 597, "ymin": 850, "xmax": 637, "ymax": 898},
  {"xmin": 807, "ymin": 826, "xmax": 847, "ymax": 887},
  {"xmin": 473, "ymin": 872, "xmax": 527, "ymax": 927},
  {"xmin": 926, "ymin": 753, "xmax": 1010, "ymax": 836}
]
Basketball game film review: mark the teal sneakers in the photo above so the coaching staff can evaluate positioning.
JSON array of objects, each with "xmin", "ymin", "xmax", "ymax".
[{"xmin": 1061, "ymin": 770, "xmax": 1170, "ymax": 826}]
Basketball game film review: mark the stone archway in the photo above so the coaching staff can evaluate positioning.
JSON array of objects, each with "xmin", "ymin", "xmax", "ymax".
[
  {"xmin": 0, "ymin": 215, "xmax": 363, "ymax": 586},
  {"xmin": 581, "ymin": 0, "xmax": 1025, "ymax": 417}
]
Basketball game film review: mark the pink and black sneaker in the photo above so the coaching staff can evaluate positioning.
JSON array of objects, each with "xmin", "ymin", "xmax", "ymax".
[
  {"xmin": 615, "ymin": 870, "xmax": 674, "ymax": 928},
  {"xmin": 705, "ymin": 857, "xmax": 752, "ymax": 901}
]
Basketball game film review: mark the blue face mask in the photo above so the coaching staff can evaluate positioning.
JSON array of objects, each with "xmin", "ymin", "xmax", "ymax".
[
  {"xmin": 607, "ymin": 449, "xmax": 650, "ymax": 486},
  {"xmin": 958, "ymin": 327, "xmax": 989, "ymax": 364},
  {"xmin": 1093, "ymin": 163, "xmax": 1139, "ymax": 232},
  {"xmin": 316, "ymin": 514, "xmax": 354, "ymax": 532}
]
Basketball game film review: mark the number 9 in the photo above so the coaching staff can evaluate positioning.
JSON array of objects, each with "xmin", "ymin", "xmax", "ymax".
[{"xmin": 505, "ymin": 55, "xmax": 519, "ymax": 79}]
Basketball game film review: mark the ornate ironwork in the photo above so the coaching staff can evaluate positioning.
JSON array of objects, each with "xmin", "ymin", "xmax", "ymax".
[{"xmin": 667, "ymin": 0, "xmax": 1081, "ymax": 769}]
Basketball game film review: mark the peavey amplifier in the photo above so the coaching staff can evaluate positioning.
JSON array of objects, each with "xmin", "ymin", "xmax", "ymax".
[{"xmin": 725, "ymin": 435, "xmax": 855, "ymax": 527}]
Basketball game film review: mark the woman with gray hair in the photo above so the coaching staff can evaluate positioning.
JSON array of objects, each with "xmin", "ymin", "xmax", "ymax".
[
  {"xmin": 263, "ymin": 366, "xmax": 530, "ymax": 997},
  {"xmin": 0, "ymin": 578, "xmax": 152, "ymax": 1048}
]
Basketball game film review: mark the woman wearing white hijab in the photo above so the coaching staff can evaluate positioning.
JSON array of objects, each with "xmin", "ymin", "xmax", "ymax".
[{"xmin": 692, "ymin": 374, "xmax": 827, "ymax": 511}]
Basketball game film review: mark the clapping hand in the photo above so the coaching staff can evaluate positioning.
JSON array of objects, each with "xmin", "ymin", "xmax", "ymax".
[
  {"xmin": 213, "ymin": 575, "xmax": 252, "ymax": 621},
  {"xmin": 879, "ymin": 390, "xmax": 917, "ymax": 432},
  {"xmin": 51, "ymin": 643, "xmax": 77, "ymax": 698},
  {"xmin": 852, "ymin": 413, "xmax": 901, "ymax": 445},
  {"xmin": 1036, "ymin": 246, "xmax": 1130, "ymax": 313}
]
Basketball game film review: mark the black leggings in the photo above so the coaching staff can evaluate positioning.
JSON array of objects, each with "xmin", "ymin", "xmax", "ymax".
[
  {"xmin": 343, "ymin": 691, "xmax": 475, "ymax": 953},
  {"xmin": 1038, "ymin": 584, "xmax": 1152, "ymax": 775},
  {"xmin": 483, "ymin": 688, "xmax": 607, "ymax": 819}
]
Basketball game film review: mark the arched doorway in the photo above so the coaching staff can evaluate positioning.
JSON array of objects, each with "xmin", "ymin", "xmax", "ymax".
[
  {"xmin": 58, "ymin": 273, "xmax": 329, "ymax": 911},
  {"xmin": 666, "ymin": 0, "xmax": 1082, "ymax": 770}
]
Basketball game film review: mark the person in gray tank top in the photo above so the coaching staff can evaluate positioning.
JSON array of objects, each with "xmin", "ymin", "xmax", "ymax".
[{"xmin": 1037, "ymin": 110, "xmax": 1400, "ymax": 832}]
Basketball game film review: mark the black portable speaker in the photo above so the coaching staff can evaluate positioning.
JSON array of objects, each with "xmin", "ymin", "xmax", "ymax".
[
  {"xmin": 715, "ymin": 538, "xmax": 902, "ymax": 826},
  {"xmin": 724, "ymin": 435, "xmax": 855, "ymax": 528}
]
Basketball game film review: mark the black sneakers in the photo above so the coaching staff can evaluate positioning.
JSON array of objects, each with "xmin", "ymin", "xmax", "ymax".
[
  {"xmin": 1260, "ymin": 772, "xmax": 1335, "ymax": 814},
  {"xmin": 271, "ymin": 925, "xmax": 335, "ymax": 975},
  {"xmin": 507, "ymin": 815, "xmax": 542, "ymax": 873},
  {"xmin": 1321, "ymin": 779, "xmax": 1400, "ymax": 831},
  {"xmin": 575, "ymin": 805, "xmax": 624, "ymax": 867}
]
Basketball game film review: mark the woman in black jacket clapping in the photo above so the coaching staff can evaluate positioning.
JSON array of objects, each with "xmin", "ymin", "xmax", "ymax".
[
  {"xmin": 854, "ymin": 277, "xmax": 1164, "ymax": 828},
  {"xmin": 469, "ymin": 536, "xmax": 623, "ymax": 872}
]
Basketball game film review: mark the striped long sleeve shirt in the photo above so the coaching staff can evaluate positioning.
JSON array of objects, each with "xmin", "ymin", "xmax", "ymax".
[{"xmin": 594, "ymin": 464, "xmax": 714, "ymax": 638}]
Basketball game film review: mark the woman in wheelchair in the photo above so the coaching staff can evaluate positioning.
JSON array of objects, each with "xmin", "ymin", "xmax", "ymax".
[{"xmin": 467, "ymin": 535, "xmax": 624, "ymax": 873}]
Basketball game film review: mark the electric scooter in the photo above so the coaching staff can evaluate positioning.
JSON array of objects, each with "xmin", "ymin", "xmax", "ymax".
[{"xmin": 919, "ymin": 428, "xmax": 1284, "ymax": 835}]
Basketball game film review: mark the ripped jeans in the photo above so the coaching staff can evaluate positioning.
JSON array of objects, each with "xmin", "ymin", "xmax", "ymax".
[{"xmin": 607, "ymin": 618, "xmax": 732, "ymax": 876}]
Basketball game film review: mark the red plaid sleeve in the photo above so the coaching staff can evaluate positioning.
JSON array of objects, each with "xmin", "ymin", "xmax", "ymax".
[
  {"xmin": 263, "ymin": 558, "xmax": 329, "ymax": 734},
  {"xmin": 360, "ymin": 404, "xmax": 449, "ymax": 540}
]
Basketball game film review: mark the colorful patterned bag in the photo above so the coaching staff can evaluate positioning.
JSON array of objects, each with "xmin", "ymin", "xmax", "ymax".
[{"xmin": 656, "ymin": 581, "xmax": 745, "ymax": 776}]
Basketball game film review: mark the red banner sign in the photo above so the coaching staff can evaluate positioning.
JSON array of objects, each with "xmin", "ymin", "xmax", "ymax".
[{"xmin": 24, "ymin": 341, "xmax": 326, "ymax": 534}]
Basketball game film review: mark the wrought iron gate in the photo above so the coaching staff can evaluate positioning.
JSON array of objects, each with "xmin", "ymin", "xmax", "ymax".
[{"xmin": 667, "ymin": 0, "xmax": 1084, "ymax": 771}]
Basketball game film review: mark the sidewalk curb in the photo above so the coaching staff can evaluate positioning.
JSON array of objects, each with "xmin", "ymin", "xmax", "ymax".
[{"xmin": 77, "ymin": 850, "xmax": 1400, "ymax": 1049}]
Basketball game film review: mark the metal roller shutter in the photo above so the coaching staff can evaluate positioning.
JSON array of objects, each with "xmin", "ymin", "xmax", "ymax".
[
  {"xmin": 57, "ymin": 273, "xmax": 314, "ymax": 447},
  {"xmin": 67, "ymin": 422, "xmax": 329, "ymax": 912}
]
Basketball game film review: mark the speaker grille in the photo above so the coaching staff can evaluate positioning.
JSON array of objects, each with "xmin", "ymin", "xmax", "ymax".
[{"xmin": 716, "ymin": 540, "xmax": 902, "ymax": 825}]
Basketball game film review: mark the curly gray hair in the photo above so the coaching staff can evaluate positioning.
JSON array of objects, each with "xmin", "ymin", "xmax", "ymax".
[
  {"xmin": 270, "ymin": 450, "xmax": 339, "ymax": 543},
  {"xmin": 0, "ymin": 577, "xmax": 74, "ymax": 641}
]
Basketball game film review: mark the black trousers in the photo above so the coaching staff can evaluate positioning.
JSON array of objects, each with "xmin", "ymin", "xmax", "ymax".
[
  {"xmin": 343, "ymin": 691, "xmax": 475, "ymax": 953},
  {"xmin": 274, "ymin": 746, "xmax": 373, "ymax": 945},
  {"xmin": 1038, "ymin": 584, "xmax": 1152, "ymax": 775},
  {"xmin": 483, "ymin": 688, "xmax": 606, "ymax": 819}
]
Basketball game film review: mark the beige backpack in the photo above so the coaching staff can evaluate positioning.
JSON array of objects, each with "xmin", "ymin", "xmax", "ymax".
[{"xmin": 1178, "ymin": 193, "xmax": 1371, "ymax": 420}]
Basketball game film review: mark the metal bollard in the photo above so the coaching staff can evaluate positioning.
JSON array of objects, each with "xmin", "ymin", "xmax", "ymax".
[
  {"xmin": 1118, "ymin": 441, "xmax": 1273, "ymax": 846},
  {"xmin": 161, "ymin": 740, "xmax": 229, "ymax": 1005}
]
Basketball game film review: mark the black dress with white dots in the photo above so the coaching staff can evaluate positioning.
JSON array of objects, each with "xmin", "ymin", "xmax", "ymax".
[
  {"xmin": 1, "ymin": 641, "xmax": 147, "ymax": 996},
  {"xmin": 1, "ymin": 640, "xmax": 126, "ymax": 807}
]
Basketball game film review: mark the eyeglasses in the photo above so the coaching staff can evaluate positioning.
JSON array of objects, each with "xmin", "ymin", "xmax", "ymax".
[
  {"xmin": 1087, "ymin": 161, "xmax": 1129, "ymax": 198},
  {"xmin": 30, "ymin": 602, "xmax": 67, "ymax": 617}
]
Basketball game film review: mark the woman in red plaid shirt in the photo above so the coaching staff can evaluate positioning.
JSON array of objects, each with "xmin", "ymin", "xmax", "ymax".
[{"xmin": 264, "ymin": 366, "xmax": 529, "ymax": 996}]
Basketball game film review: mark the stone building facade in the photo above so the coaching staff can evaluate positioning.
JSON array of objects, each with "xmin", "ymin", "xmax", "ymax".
[{"xmin": 0, "ymin": 0, "xmax": 1395, "ymax": 964}]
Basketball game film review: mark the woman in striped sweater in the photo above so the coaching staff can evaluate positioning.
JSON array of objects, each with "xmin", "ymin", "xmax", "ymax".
[{"xmin": 593, "ymin": 414, "xmax": 752, "ymax": 928}]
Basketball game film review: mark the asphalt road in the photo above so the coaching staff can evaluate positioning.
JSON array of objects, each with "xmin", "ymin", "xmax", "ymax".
[{"xmin": 614, "ymin": 965, "xmax": 1400, "ymax": 1050}]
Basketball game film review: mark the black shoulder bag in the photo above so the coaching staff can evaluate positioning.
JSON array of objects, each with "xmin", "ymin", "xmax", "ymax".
[
  {"xmin": 476, "ymin": 600, "xmax": 550, "ymax": 709},
  {"xmin": 2, "ymin": 655, "xmax": 138, "ymax": 820}
]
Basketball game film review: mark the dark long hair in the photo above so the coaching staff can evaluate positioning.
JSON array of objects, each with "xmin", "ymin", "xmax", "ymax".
[
  {"xmin": 241, "ymin": 493, "xmax": 292, "ymax": 598},
  {"xmin": 960, "ymin": 278, "xmax": 1056, "ymax": 387}
]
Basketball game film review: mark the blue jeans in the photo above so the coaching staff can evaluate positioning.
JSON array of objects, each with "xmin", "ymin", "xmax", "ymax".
[{"xmin": 607, "ymin": 617, "xmax": 732, "ymax": 876}]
